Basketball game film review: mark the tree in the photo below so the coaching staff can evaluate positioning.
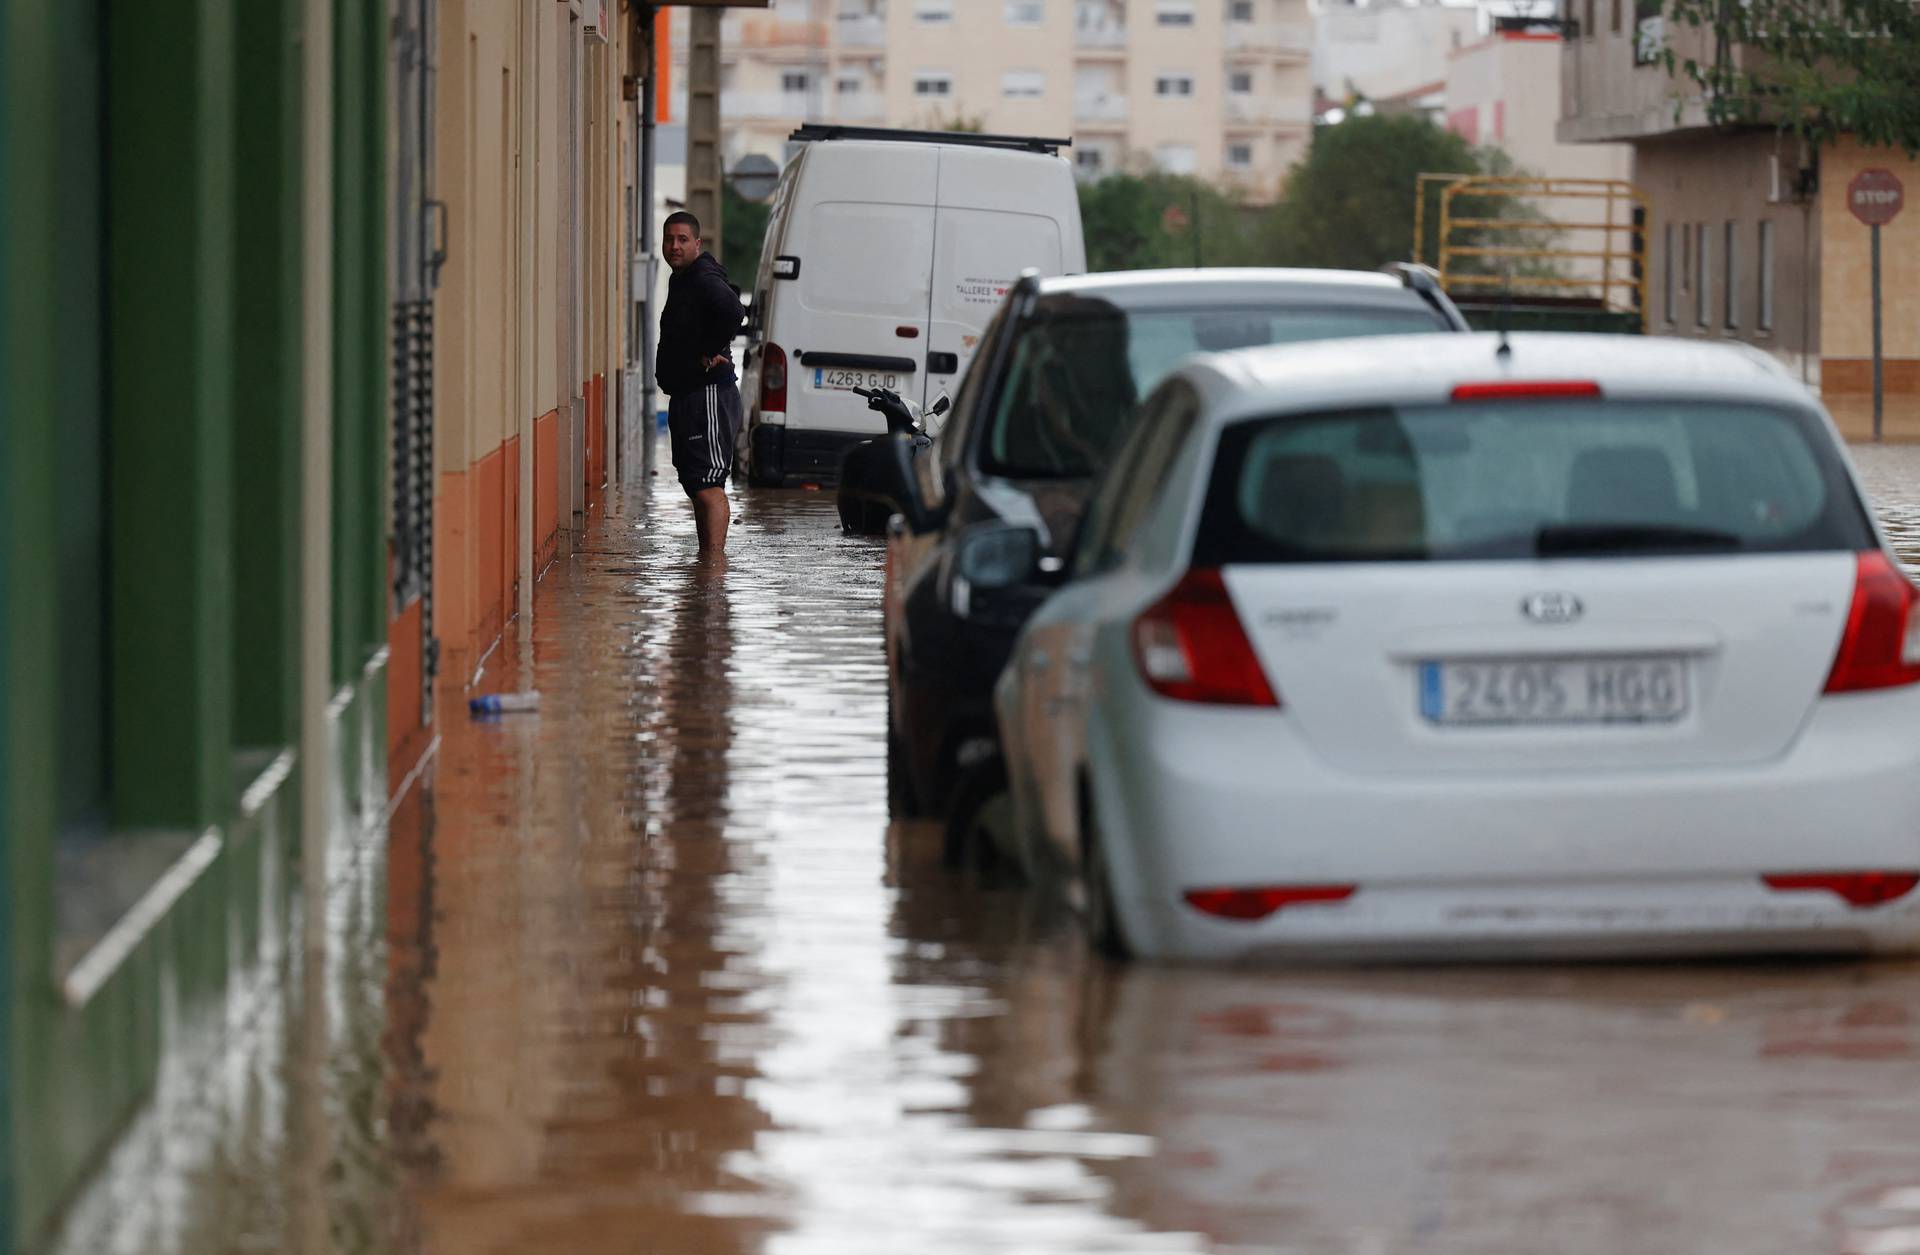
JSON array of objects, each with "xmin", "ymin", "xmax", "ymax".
[
  {"xmin": 721, "ymin": 180, "xmax": 771, "ymax": 283},
  {"xmin": 1259, "ymin": 114, "xmax": 1552, "ymax": 275},
  {"xmin": 1659, "ymin": 0, "xmax": 1920, "ymax": 155},
  {"xmin": 1076, "ymin": 169, "xmax": 1259, "ymax": 272}
]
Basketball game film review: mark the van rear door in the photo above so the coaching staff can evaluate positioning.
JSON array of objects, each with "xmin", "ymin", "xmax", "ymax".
[
  {"xmin": 784, "ymin": 145, "xmax": 937, "ymax": 437},
  {"xmin": 925, "ymin": 148, "xmax": 1071, "ymax": 411}
]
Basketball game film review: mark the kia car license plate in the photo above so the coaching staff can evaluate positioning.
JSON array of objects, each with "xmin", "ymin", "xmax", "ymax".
[{"xmin": 1419, "ymin": 656, "xmax": 1689, "ymax": 725}]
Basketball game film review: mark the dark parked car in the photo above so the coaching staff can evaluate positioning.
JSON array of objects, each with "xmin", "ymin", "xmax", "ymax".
[{"xmin": 876, "ymin": 265, "xmax": 1470, "ymax": 824}]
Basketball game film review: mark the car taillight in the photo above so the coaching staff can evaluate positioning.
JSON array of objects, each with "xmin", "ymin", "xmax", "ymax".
[
  {"xmin": 1131, "ymin": 569, "xmax": 1279, "ymax": 706},
  {"xmin": 1822, "ymin": 551, "xmax": 1920, "ymax": 693},
  {"xmin": 761, "ymin": 342, "xmax": 787, "ymax": 413},
  {"xmin": 1184, "ymin": 885, "xmax": 1356, "ymax": 920},
  {"xmin": 1762, "ymin": 872, "xmax": 1920, "ymax": 908}
]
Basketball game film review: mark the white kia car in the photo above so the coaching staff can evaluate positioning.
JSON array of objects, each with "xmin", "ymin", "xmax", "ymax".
[{"xmin": 987, "ymin": 332, "xmax": 1920, "ymax": 962}]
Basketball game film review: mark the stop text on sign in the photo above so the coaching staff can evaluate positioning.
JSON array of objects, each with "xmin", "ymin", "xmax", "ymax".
[{"xmin": 1848, "ymin": 168, "xmax": 1905, "ymax": 227}]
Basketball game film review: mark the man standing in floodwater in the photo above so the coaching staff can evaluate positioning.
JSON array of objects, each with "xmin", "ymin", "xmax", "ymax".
[{"xmin": 658, "ymin": 211, "xmax": 743, "ymax": 554}]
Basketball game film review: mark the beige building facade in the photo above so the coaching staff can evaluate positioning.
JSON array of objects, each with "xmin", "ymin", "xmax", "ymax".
[
  {"xmin": 1441, "ymin": 28, "xmax": 1633, "ymax": 293},
  {"xmin": 685, "ymin": 0, "xmax": 1314, "ymax": 203},
  {"xmin": 1560, "ymin": 19, "xmax": 1920, "ymax": 398},
  {"xmin": 427, "ymin": 0, "xmax": 636, "ymax": 695}
]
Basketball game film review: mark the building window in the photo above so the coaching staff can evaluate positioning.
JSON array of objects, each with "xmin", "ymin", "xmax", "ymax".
[
  {"xmin": 1002, "ymin": 69, "xmax": 1045, "ymax": 98},
  {"xmin": 1156, "ymin": 143, "xmax": 1197, "ymax": 173},
  {"xmin": 1155, "ymin": 73, "xmax": 1196, "ymax": 96},
  {"xmin": 1584, "ymin": 0, "xmax": 1596, "ymax": 36},
  {"xmin": 1681, "ymin": 222, "xmax": 1691, "ymax": 292},
  {"xmin": 1663, "ymin": 223, "xmax": 1675, "ymax": 324},
  {"xmin": 1695, "ymin": 222, "xmax": 1709, "ymax": 327},
  {"xmin": 782, "ymin": 71, "xmax": 812, "ymax": 94},
  {"xmin": 1229, "ymin": 70, "xmax": 1253, "ymax": 94},
  {"xmin": 914, "ymin": 0, "xmax": 954, "ymax": 23},
  {"xmin": 1611, "ymin": 0, "xmax": 1623, "ymax": 33},
  {"xmin": 1226, "ymin": 141, "xmax": 1254, "ymax": 168},
  {"xmin": 1005, "ymin": 0, "xmax": 1046, "ymax": 24},
  {"xmin": 914, "ymin": 72, "xmax": 953, "ymax": 96},
  {"xmin": 836, "ymin": 76, "xmax": 862, "ymax": 95},
  {"xmin": 1156, "ymin": 0, "xmax": 1196, "ymax": 25},
  {"xmin": 1758, "ymin": 219, "xmax": 1774, "ymax": 332},
  {"xmin": 1634, "ymin": 0, "xmax": 1665, "ymax": 63},
  {"xmin": 1077, "ymin": 147, "xmax": 1105, "ymax": 175},
  {"xmin": 1723, "ymin": 220, "xmax": 1740, "ymax": 329},
  {"xmin": 1229, "ymin": 0, "xmax": 1256, "ymax": 19}
]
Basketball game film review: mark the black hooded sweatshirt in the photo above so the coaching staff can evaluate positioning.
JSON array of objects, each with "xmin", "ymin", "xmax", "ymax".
[{"xmin": 656, "ymin": 251, "xmax": 740, "ymax": 396}]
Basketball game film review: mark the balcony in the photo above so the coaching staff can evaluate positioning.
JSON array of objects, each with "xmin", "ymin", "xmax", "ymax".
[
  {"xmin": 1223, "ymin": 95, "xmax": 1313, "ymax": 127},
  {"xmin": 734, "ymin": 17, "xmax": 830, "ymax": 61},
  {"xmin": 1074, "ymin": 94, "xmax": 1129, "ymax": 125},
  {"xmin": 1074, "ymin": 23, "xmax": 1128, "ymax": 54},
  {"xmin": 834, "ymin": 14, "xmax": 885, "ymax": 50},
  {"xmin": 1225, "ymin": 23, "xmax": 1313, "ymax": 59},
  {"xmin": 721, "ymin": 91, "xmax": 815, "ymax": 122},
  {"xmin": 829, "ymin": 94, "xmax": 885, "ymax": 123}
]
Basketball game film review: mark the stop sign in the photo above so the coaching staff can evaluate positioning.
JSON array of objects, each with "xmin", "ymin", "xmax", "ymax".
[{"xmin": 1849, "ymin": 168, "xmax": 1904, "ymax": 227}]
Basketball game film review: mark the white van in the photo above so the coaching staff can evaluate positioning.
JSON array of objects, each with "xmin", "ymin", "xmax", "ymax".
[{"xmin": 739, "ymin": 125, "xmax": 1086, "ymax": 487}]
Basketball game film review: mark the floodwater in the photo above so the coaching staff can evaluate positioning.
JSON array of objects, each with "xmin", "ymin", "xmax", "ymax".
[{"xmin": 45, "ymin": 439, "xmax": 1920, "ymax": 1255}]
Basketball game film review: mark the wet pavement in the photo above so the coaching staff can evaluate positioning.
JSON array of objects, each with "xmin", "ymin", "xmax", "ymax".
[{"xmin": 44, "ymin": 437, "xmax": 1920, "ymax": 1255}]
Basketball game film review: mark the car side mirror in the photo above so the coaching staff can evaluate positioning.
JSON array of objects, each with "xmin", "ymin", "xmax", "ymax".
[
  {"xmin": 954, "ymin": 523, "xmax": 1043, "ymax": 591},
  {"xmin": 873, "ymin": 432, "xmax": 945, "ymax": 534},
  {"xmin": 947, "ymin": 523, "xmax": 1049, "ymax": 617}
]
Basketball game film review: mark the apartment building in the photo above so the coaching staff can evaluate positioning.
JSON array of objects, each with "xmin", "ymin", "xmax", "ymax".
[
  {"xmin": 1560, "ymin": 15, "xmax": 1920, "ymax": 394},
  {"xmin": 1312, "ymin": 0, "xmax": 1479, "ymax": 117},
  {"xmin": 682, "ymin": 0, "xmax": 1314, "ymax": 203}
]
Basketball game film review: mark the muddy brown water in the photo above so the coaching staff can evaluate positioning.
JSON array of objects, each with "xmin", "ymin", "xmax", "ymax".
[{"xmin": 46, "ymin": 442, "xmax": 1920, "ymax": 1255}]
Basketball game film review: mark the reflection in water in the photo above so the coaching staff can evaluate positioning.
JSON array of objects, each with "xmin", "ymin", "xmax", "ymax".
[
  {"xmin": 40, "ymin": 437, "xmax": 1920, "ymax": 1255},
  {"xmin": 46, "ymin": 771, "xmax": 398, "ymax": 1254}
]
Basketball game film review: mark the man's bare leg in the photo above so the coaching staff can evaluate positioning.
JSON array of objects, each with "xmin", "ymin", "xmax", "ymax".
[{"xmin": 694, "ymin": 486, "xmax": 730, "ymax": 553}]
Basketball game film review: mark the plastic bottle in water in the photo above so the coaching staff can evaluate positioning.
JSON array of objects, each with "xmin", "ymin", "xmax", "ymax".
[{"xmin": 468, "ymin": 691, "xmax": 541, "ymax": 716}]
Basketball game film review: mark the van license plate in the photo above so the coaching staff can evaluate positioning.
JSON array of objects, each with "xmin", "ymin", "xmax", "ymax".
[
  {"xmin": 811, "ymin": 368, "xmax": 901, "ymax": 393},
  {"xmin": 1418, "ymin": 657, "xmax": 1689, "ymax": 726}
]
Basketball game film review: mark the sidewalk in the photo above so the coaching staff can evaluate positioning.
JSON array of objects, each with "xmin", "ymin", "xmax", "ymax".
[{"xmin": 1827, "ymin": 393, "xmax": 1920, "ymax": 443}]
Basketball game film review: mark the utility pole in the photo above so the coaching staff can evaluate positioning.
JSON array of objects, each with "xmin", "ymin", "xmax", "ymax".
[
  {"xmin": 633, "ymin": 0, "xmax": 760, "ymax": 462},
  {"xmin": 687, "ymin": 8, "xmax": 723, "ymax": 263}
]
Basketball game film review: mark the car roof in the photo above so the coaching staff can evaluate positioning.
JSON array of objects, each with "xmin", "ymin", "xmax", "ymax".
[
  {"xmin": 1036, "ymin": 267, "xmax": 1415, "ymax": 309},
  {"xmin": 1181, "ymin": 332, "xmax": 1815, "ymax": 420}
]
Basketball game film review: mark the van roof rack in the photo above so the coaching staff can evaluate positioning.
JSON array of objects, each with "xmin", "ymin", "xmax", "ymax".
[{"xmin": 787, "ymin": 124, "xmax": 1071, "ymax": 156}]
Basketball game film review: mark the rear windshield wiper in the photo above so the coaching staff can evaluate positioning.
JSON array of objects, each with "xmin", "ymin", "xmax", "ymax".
[{"xmin": 1532, "ymin": 523, "xmax": 1743, "ymax": 555}]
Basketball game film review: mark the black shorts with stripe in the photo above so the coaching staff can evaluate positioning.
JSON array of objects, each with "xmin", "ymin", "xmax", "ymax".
[{"xmin": 666, "ymin": 378, "xmax": 742, "ymax": 498}]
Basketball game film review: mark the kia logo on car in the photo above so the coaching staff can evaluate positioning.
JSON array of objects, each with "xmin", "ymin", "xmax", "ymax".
[{"xmin": 1522, "ymin": 592, "xmax": 1584, "ymax": 623}]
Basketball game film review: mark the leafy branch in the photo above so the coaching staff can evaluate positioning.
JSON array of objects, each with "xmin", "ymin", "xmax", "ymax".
[{"xmin": 1660, "ymin": 0, "xmax": 1920, "ymax": 154}]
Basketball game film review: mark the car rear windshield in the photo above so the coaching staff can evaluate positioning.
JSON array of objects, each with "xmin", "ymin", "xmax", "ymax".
[
  {"xmin": 1192, "ymin": 399, "xmax": 1875, "ymax": 564},
  {"xmin": 982, "ymin": 300, "xmax": 1451, "ymax": 480}
]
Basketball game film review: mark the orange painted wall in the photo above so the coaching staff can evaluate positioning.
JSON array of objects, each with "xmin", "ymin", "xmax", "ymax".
[
  {"xmin": 434, "ymin": 469, "xmax": 474, "ymax": 684},
  {"xmin": 472, "ymin": 443, "xmax": 506, "ymax": 652},
  {"xmin": 431, "ymin": 433, "xmax": 522, "ymax": 693},
  {"xmin": 501, "ymin": 434, "xmax": 520, "ymax": 628},
  {"xmin": 535, "ymin": 408, "xmax": 559, "ymax": 567}
]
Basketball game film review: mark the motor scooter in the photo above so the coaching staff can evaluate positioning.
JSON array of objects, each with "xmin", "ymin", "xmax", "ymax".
[{"xmin": 835, "ymin": 386, "xmax": 948, "ymax": 535}]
